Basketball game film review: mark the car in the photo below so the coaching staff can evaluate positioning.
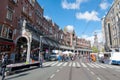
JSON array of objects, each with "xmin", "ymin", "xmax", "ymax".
[{"xmin": 49, "ymin": 53, "xmax": 58, "ymax": 61}]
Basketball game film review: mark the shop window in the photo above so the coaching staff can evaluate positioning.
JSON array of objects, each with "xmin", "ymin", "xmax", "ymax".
[
  {"xmin": 0, "ymin": 24, "xmax": 2, "ymax": 36},
  {"xmin": 6, "ymin": 7, "xmax": 13, "ymax": 21},
  {"xmin": 8, "ymin": 28, "xmax": 13, "ymax": 39}
]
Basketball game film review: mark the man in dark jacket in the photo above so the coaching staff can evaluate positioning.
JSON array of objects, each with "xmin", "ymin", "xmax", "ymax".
[{"xmin": 1, "ymin": 53, "xmax": 8, "ymax": 80}]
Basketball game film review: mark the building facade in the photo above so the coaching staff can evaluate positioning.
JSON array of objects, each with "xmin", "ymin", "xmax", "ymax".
[
  {"xmin": 103, "ymin": 0, "xmax": 120, "ymax": 52},
  {"xmin": 0, "ymin": 0, "xmax": 92, "ymax": 63}
]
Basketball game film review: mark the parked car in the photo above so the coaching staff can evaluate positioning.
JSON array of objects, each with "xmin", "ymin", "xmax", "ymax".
[{"xmin": 49, "ymin": 53, "xmax": 58, "ymax": 61}]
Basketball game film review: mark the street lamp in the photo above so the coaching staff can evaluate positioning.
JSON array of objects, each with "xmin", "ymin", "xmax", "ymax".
[{"xmin": 39, "ymin": 36, "xmax": 42, "ymax": 61}]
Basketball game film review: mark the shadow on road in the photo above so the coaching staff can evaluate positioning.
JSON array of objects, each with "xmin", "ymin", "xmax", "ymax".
[{"xmin": 5, "ymin": 73, "xmax": 29, "ymax": 80}]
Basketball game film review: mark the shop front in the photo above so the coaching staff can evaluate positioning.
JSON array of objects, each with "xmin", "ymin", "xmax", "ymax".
[
  {"xmin": 0, "ymin": 38, "xmax": 14, "ymax": 62},
  {"xmin": 15, "ymin": 37, "xmax": 28, "ymax": 63}
]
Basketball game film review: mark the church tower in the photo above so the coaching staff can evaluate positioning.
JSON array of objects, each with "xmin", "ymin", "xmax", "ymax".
[{"xmin": 93, "ymin": 32, "xmax": 98, "ymax": 48}]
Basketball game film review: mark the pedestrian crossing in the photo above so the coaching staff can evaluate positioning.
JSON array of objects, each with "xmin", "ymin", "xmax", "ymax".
[{"xmin": 43, "ymin": 61, "xmax": 120, "ymax": 69}]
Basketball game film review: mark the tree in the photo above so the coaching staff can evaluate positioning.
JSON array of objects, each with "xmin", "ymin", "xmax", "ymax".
[{"xmin": 92, "ymin": 46, "xmax": 98, "ymax": 53}]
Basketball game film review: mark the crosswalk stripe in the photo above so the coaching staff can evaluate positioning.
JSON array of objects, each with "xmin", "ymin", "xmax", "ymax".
[
  {"xmin": 100, "ymin": 64, "xmax": 113, "ymax": 68},
  {"xmin": 95, "ymin": 64, "xmax": 106, "ymax": 68},
  {"xmin": 90, "ymin": 63, "xmax": 100, "ymax": 68},
  {"xmin": 81, "ymin": 63, "xmax": 87, "ymax": 67},
  {"xmin": 76, "ymin": 62, "xmax": 81, "ymax": 67},
  {"xmin": 44, "ymin": 62, "xmax": 55, "ymax": 66},
  {"xmin": 87, "ymin": 63, "xmax": 94, "ymax": 68},
  {"xmin": 51, "ymin": 61, "xmax": 59, "ymax": 66},
  {"xmin": 57, "ymin": 62, "xmax": 63, "ymax": 66},
  {"xmin": 73, "ymin": 62, "xmax": 76, "ymax": 67},
  {"xmin": 63, "ymin": 62, "xmax": 68, "ymax": 66},
  {"xmin": 69, "ymin": 62, "xmax": 72, "ymax": 67}
]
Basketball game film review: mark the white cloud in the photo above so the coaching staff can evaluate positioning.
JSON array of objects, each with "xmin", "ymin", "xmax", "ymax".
[
  {"xmin": 76, "ymin": 10, "xmax": 100, "ymax": 21},
  {"xmin": 44, "ymin": 15, "xmax": 51, "ymax": 20},
  {"xmin": 64, "ymin": 25, "xmax": 74, "ymax": 33},
  {"xmin": 100, "ymin": 1, "xmax": 110, "ymax": 10},
  {"xmin": 61, "ymin": 0, "xmax": 86, "ymax": 10},
  {"xmin": 81, "ymin": 30, "xmax": 103, "ymax": 46}
]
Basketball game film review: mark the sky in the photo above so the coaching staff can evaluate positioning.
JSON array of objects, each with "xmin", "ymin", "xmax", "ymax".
[{"xmin": 38, "ymin": 0, "xmax": 113, "ymax": 45}]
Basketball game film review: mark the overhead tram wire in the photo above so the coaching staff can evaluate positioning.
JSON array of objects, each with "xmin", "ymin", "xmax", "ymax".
[{"xmin": 80, "ymin": 0, "xmax": 104, "ymax": 36}]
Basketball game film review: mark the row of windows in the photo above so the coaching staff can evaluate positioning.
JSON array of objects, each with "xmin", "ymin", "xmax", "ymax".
[{"xmin": 0, "ymin": 24, "xmax": 13, "ymax": 40}]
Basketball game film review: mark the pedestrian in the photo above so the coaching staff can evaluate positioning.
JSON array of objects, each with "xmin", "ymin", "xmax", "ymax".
[
  {"xmin": 1, "ymin": 53, "xmax": 8, "ymax": 80},
  {"xmin": 10, "ymin": 50, "xmax": 16, "ymax": 63}
]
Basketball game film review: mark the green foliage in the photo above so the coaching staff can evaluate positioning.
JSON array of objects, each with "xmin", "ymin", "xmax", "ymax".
[
  {"xmin": 101, "ymin": 48, "xmax": 104, "ymax": 52},
  {"xmin": 92, "ymin": 46, "xmax": 98, "ymax": 53}
]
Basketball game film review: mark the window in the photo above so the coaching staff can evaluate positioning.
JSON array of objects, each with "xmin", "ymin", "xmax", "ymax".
[
  {"xmin": 6, "ymin": 7, "xmax": 13, "ymax": 21},
  {"xmin": 49, "ymin": 27, "xmax": 53, "ymax": 34},
  {"xmin": 2, "ymin": 25, "xmax": 8, "ymax": 38},
  {"xmin": 22, "ymin": 6, "xmax": 27, "ymax": 14},
  {"xmin": 8, "ymin": 28, "xmax": 13, "ymax": 39},
  {"xmin": 0, "ymin": 24, "xmax": 2, "ymax": 36}
]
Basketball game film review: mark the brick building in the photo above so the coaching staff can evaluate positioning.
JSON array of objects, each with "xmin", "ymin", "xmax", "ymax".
[{"xmin": 0, "ymin": 0, "xmax": 92, "ymax": 63}]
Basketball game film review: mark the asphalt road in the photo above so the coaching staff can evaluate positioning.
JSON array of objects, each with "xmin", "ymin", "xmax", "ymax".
[{"xmin": 1, "ymin": 58, "xmax": 120, "ymax": 80}]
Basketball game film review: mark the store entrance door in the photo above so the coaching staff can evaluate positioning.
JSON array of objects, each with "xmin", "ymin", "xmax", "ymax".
[{"xmin": 16, "ymin": 37, "xmax": 27, "ymax": 63}]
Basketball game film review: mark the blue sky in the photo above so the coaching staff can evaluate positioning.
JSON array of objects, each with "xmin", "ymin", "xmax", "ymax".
[{"xmin": 38, "ymin": 0, "xmax": 113, "ymax": 44}]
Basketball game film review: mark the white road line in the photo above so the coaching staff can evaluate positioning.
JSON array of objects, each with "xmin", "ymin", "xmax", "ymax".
[
  {"xmin": 69, "ymin": 62, "xmax": 72, "ymax": 67},
  {"xmin": 56, "ymin": 69, "xmax": 60, "ymax": 72},
  {"xmin": 50, "ymin": 74, "xmax": 55, "ymax": 79},
  {"xmin": 101, "ymin": 64, "xmax": 113, "ymax": 68},
  {"xmin": 90, "ymin": 71, "xmax": 95, "ymax": 75},
  {"xmin": 51, "ymin": 61, "xmax": 59, "ymax": 66},
  {"xmin": 63, "ymin": 62, "xmax": 68, "ymax": 66},
  {"xmin": 97, "ymin": 77, "xmax": 101, "ymax": 80},
  {"xmin": 44, "ymin": 62, "xmax": 54, "ymax": 66},
  {"xmin": 76, "ymin": 62, "xmax": 81, "ymax": 67},
  {"xmin": 57, "ymin": 62, "xmax": 63, "ymax": 66},
  {"xmin": 87, "ymin": 63, "xmax": 94, "ymax": 68},
  {"xmin": 95, "ymin": 64, "xmax": 106, "ymax": 68},
  {"xmin": 72, "ymin": 62, "xmax": 76, "ymax": 67},
  {"xmin": 91, "ymin": 63, "xmax": 100, "ymax": 68},
  {"xmin": 87, "ymin": 68, "xmax": 90, "ymax": 71},
  {"xmin": 81, "ymin": 63, "xmax": 87, "ymax": 67}
]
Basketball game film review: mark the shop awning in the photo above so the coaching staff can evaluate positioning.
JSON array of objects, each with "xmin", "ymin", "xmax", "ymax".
[
  {"xmin": 53, "ymin": 42, "xmax": 59, "ymax": 48},
  {"xmin": 0, "ymin": 41, "xmax": 14, "ymax": 45},
  {"xmin": 46, "ymin": 39, "xmax": 53, "ymax": 47},
  {"xmin": 32, "ymin": 34, "xmax": 39, "ymax": 42},
  {"xmin": 41, "ymin": 38, "xmax": 48, "ymax": 45}
]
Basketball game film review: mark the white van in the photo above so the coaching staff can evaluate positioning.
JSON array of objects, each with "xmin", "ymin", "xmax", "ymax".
[{"xmin": 110, "ymin": 52, "xmax": 120, "ymax": 65}]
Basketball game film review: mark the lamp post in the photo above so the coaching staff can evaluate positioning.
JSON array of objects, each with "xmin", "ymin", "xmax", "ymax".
[{"xmin": 39, "ymin": 36, "xmax": 42, "ymax": 61}]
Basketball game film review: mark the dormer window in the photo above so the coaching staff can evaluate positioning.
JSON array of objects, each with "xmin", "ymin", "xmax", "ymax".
[{"xmin": 10, "ymin": 0, "xmax": 18, "ymax": 4}]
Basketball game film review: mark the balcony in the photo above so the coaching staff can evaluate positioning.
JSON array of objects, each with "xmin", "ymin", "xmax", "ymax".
[{"xmin": 9, "ymin": 0, "xmax": 18, "ymax": 4}]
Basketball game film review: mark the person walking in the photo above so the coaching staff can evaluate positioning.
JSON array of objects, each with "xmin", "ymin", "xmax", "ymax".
[{"xmin": 1, "ymin": 53, "xmax": 8, "ymax": 80}]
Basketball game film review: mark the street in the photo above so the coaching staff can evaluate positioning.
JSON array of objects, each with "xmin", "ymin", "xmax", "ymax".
[{"xmin": 1, "ymin": 58, "xmax": 120, "ymax": 80}]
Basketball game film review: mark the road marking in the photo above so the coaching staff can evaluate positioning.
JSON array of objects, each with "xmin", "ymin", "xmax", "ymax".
[
  {"xmin": 90, "ymin": 71, "xmax": 95, "ymax": 75},
  {"xmin": 57, "ymin": 62, "xmax": 63, "ymax": 66},
  {"xmin": 63, "ymin": 62, "xmax": 68, "ymax": 66},
  {"xmin": 44, "ymin": 62, "xmax": 54, "ymax": 66},
  {"xmin": 72, "ymin": 62, "xmax": 76, "ymax": 67},
  {"xmin": 69, "ymin": 62, "xmax": 72, "ymax": 67},
  {"xmin": 56, "ymin": 69, "xmax": 60, "ymax": 72},
  {"xmin": 91, "ymin": 63, "xmax": 99, "ymax": 68},
  {"xmin": 87, "ymin": 68, "xmax": 90, "ymax": 71},
  {"xmin": 97, "ymin": 77, "xmax": 101, "ymax": 80},
  {"xmin": 50, "ymin": 74, "xmax": 55, "ymax": 79},
  {"xmin": 87, "ymin": 63, "xmax": 94, "ymax": 68},
  {"xmin": 51, "ymin": 61, "xmax": 59, "ymax": 66},
  {"xmin": 101, "ymin": 64, "xmax": 112, "ymax": 68},
  {"xmin": 81, "ymin": 63, "xmax": 87, "ymax": 67},
  {"xmin": 76, "ymin": 62, "xmax": 81, "ymax": 67},
  {"xmin": 95, "ymin": 63, "xmax": 106, "ymax": 68}
]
